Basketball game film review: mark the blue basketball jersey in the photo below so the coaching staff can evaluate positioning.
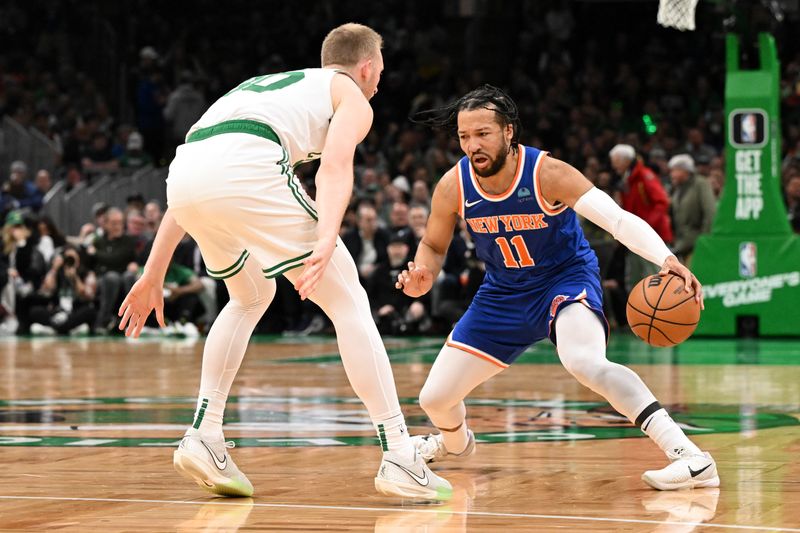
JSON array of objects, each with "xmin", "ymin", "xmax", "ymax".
[{"xmin": 457, "ymin": 145, "xmax": 598, "ymax": 287}]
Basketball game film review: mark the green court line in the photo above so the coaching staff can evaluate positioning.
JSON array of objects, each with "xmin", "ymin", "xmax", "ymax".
[
  {"xmin": 269, "ymin": 335, "xmax": 800, "ymax": 366},
  {"xmin": 1, "ymin": 409, "xmax": 795, "ymax": 448}
]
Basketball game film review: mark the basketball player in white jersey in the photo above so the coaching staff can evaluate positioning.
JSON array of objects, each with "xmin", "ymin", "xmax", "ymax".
[{"xmin": 117, "ymin": 23, "xmax": 451, "ymax": 501}]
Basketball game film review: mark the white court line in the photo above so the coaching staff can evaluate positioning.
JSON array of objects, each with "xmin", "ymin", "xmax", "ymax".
[{"xmin": 0, "ymin": 495, "xmax": 798, "ymax": 532}]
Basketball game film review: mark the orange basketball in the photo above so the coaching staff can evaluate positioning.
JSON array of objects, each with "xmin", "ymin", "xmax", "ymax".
[{"xmin": 626, "ymin": 273, "xmax": 701, "ymax": 347}]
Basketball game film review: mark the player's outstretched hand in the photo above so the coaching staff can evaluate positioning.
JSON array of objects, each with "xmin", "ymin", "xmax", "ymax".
[
  {"xmin": 660, "ymin": 255, "xmax": 704, "ymax": 310},
  {"xmin": 395, "ymin": 261, "xmax": 434, "ymax": 298},
  {"xmin": 118, "ymin": 274, "xmax": 166, "ymax": 338},
  {"xmin": 295, "ymin": 238, "xmax": 337, "ymax": 300}
]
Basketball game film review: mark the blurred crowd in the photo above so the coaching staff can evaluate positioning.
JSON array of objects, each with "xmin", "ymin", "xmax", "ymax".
[{"xmin": 2, "ymin": 0, "xmax": 800, "ymax": 337}]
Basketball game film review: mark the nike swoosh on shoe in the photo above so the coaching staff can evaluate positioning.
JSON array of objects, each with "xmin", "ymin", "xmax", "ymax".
[
  {"xmin": 688, "ymin": 463, "xmax": 712, "ymax": 478},
  {"xmin": 202, "ymin": 441, "xmax": 228, "ymax": 470},
  {"xmin": 384, "ymin": 460, "xmax": 429, "ymax": 486}
]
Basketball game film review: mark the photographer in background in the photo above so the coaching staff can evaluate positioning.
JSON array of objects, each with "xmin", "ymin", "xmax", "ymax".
[
  {"xmin": 1, "ymin": 211, "xmax": 46, "ymax": 334},
  {"xmin": 17, "ymin": 245, "xmax": 97, "ymax": 335}
]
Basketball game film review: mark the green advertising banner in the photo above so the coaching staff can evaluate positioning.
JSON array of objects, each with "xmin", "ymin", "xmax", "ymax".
[{"xmin": 692, "ymin": 33, "xmax": 800, "ymax": 336}]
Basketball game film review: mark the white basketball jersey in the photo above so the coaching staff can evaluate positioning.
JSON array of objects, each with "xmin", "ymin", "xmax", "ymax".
[{"xmin": 187, "ymin": 68, "xmax": 338, "ymax": 166}]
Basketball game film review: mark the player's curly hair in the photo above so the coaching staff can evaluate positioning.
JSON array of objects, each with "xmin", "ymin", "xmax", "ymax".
[{"xmin": 412, "ymin": 85, "xmax": 522, "ymax": 148}]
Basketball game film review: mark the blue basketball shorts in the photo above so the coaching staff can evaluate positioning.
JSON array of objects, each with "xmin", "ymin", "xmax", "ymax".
[{"xmin": 448, "ymin": 266, "xmax": 609, "ymax": 367}]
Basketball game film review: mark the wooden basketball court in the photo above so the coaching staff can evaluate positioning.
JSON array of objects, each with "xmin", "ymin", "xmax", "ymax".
[{"xmin": 1, "ymin": 334, "xmax": 798, "ymax": 531}]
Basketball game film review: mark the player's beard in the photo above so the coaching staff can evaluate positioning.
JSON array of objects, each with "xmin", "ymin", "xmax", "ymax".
[{"xmin": 472, "ymin": 141, "xmax": 511, "ymax": 178}]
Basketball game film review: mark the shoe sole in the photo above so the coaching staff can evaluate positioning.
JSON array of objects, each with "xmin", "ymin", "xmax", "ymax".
[
  {"xmin": 173, "ymin": 449, "xmax": 253, "ymax": 497},
  {"xmin": 374, "ymin": 478, "xmax": 453, "ymax": 501},
  {"xmin": 641, "ymin": 472, "xmax": 720, "ymax": 491}
]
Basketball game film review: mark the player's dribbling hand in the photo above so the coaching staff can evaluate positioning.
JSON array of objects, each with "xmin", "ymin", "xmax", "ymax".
[
  {"xmin": 660, "ymin": 255, "xmax": 704, "ymax": 310},
  {"xmin": 118, "ymin": 273, "xmax": 166, "ymax": 337},
  {"xmin": 395, "ymin": 261, "xmax": 433, "ymax": 298},
  {"xmin": 295, "ymin": 238, "xmax": 337, "ymax": 300}
]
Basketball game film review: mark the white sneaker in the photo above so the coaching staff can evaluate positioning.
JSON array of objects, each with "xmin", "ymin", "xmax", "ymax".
[
  {"xmin": 69, "ymin": 323, "xmax": 90, "ymax": 336},
  {"xmin": 642, "ymin": 450, "xmax": 719, "ymax": 490},
  {"xmin": 173, "ymin": 428, "xmax": 253, "ymax": 497},
  {"xmin": 411, "ymin": 430, "xmax": 476, "ymax": 463},
  {"xmin": 30, "ymin": 323, "xmax": 56, "ymax": 336},
  {"xmin": 179, "ymin": 321, "xmax": 200, "ymax": 338},
  {"xmin": 374, "ymin": 450, "xmax": 453, "ymax": 501}
]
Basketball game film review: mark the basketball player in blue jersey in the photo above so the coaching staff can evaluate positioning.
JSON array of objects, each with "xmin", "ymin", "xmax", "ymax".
[{"xmin": 397, "ymin": 86, "xmax": 718, "ymax": 491}]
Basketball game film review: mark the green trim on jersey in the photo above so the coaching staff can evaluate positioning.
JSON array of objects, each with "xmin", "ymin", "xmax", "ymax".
[
  {"xmin": 206, "ymin": 250, "xmax": 250, "ymax": 279},
  {"xmin": 278, "ymin": 148, "xmax": 318, "ymax": 220},
  {"xmin": 186, "ymin": 120, "xmax": 281, "ymax": 146},
  {"xmin": 263, "ymin": 251, "xmax": 313, "ymax": 279}
]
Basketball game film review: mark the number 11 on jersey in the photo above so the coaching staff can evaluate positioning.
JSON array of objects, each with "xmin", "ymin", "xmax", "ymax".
[{"xmin": 495, "ymin": 235, "xmax": 535, "ymax": 268}]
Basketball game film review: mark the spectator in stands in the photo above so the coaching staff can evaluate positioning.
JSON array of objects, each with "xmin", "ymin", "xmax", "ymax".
[
  {"xmin": 432, "ymin": 241, "xmax": 485, "ymax": 330},
  {"xmin": 87, "ymin": 207, "xmax": 138, "ymax": 333},
  {"xmin": 1, "ymin": 210, "xmax": 46, "ymax": 334},
  {"xmin": 81, "ymin": 131, "xmax": 119, "ymax": 175},
  {"xmin": 119, "ymin": 132, "xmax": 153, "ymax": 170},
  {"xmin": 411, "ymin": 180, "xmax": 431, "ymax": 210},
  {"xmin": 409, "ymin": 204, "xmax": 429, "ymax": 243},
  {"xmin": 143, "ymin": 200, "xmax": 163, "ymax": 238},
  {"xmin": 708, "ymin": 167, "xmax": 724, "ymax": 199},
  {"xmin": 126, "ymin": 193, "xmax": 146, "ymax": 214},
  {"xmin": 36, "ymin": 215, "xmax": 66, "ymax": 265},
  {"xmin": 33, "ymin": 170, "xmax": 52, "ymax": 204},
  {"xmin": 367, "ymin": 231, "xmax": 429, "ymax": 334},
  {"xmin": 685, "ymin": 128, "xmax": 716, "ymax": 166},
  {"xmin": 63, "ymin": 166, "xmax": 84, "ymax": 193},
  {"xmin": 164, "ymin": 70, "xmax": 206, "ymax": 152},
  {"xmin": 429, "ymin": 225, "xmax": 468, "ymax": 328},
  {"xmin": 17, "ymin": 245, "xmax": 97, "ymax": 336},
  {"xmin": 343, "ymin": 203, "xmax": 389, "ymax": 282},
  {"xmin": 72, "ymin": 202, "xmax": 109, "ymax": 248},
  {"xmin": 388, "ymin": 201, "xmax": 416, "ymax": 253},
  {"xmin": 126, "ymin": 210, "xmax": 148, "ymax": 257},
  {"xmin": 135, "ymin": 46, "xmax": 168, "ymax": 164},
  {"xmin": 609, "ymin": 144, "xmax": 672, "ymax": 291},
  {"xmin": 668, "ymin": 155, "xmax": 717, "ymax": 264},
  {"xmin": 785, "ymin": 174, "xmax": 800, "ymax": 233},
  {"xmin": 1, "ymin": 161, "xmax": 41, "ymax": 214}
]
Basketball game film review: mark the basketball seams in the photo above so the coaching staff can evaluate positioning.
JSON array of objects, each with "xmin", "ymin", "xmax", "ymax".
[
  {"xmin": 646, "ymin": 275, "xmax": 675, "ymax": 344},
  {"xmin": 648, "ymin": 323, "xmax": 678, "ymax": 346},
  {"xmin": 628, "ymin": 273, "xmax": 700, "ymax": 346},
  {"xmin": 627, "ymin": 301, "xmax": 697, "ymax": 326}
]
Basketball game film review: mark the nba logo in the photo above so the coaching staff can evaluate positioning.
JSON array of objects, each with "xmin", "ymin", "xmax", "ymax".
[
  {"xmin": 730, "ymin": 109, "xmax": 767, "ymax": 148},
  {"xmin": 740, "ymin": 114, "xmax": 757, "ymax": 143},
  {"xmin": 739, "ymin": 242, "xmax": 757, "ymax": 278}
]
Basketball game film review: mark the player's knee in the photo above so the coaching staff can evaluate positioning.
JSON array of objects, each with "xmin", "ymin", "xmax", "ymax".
[
  {"xmin": 418, "ymin": 383, "xmax": 455, "ymax": 415},
  {"xmin": 559, "ymin": 349, "xmax": 607, "ymax": 386},
  {"xmin": 564, "ymin": 358, "xmax": 611, "ymax": 390},
  {"xmin": 228, "ymin": 279, "xmax": 274, "ymax": 313}
]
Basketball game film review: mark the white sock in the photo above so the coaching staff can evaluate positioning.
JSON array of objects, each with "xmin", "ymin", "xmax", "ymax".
[
  {"xmin": 192, "ymin": 390, "xmax": 226, "ymax": 441},
  {"xmin": 190, "ymin": 259, "xmax": 274, "ymax": 441},
  {"xmin": 376, "ymin": 413, "xmax": 415, "ymax": 463},
  {"xmin": 285, "ymin": 248, "xmax": 414, "ymax": 462},
  {"xmin": 639, "ymin": 403, "xmax": 703, "ymax": 457}
]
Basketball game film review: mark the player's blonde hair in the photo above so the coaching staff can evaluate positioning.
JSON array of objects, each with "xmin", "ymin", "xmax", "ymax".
[{"xmin": 321, "ymin": 23, "xmax": 382, "ymax": 67}]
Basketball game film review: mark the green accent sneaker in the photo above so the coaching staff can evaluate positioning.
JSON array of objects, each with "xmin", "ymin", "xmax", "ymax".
[
  {"xmin": 173, "ymin": 428, "xmax": 254, "ymax": 497},
  {"xmin": 374, "ymin": 450, "xmax": 453, "ymax": 501}
]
